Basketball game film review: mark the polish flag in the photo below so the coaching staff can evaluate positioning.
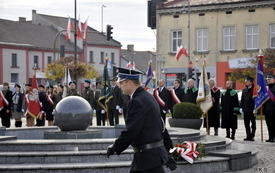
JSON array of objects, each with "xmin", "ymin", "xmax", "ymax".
[
  {"xmin": 77, "ymin": 15, "xmax": 82, "ymax": 40},
  {"xmin": 82, "ymin": 17, "xmax": 89, "ymax": 41},
  {"xmin": 66, "ymin": 17, "xmax": 73, "ymax": 41},
  {"xmin": 175, "ymin": 46, "xmax": 189, "ymax": 61}
]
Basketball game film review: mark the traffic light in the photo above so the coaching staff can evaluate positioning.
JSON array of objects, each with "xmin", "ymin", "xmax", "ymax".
[
  {"xmin": 106, "ymin": 25, "xmax": 113, "ymax": 41},
  {"xmin": 188, "ymin": 68, "xmax": 195, "ymax": 80}
]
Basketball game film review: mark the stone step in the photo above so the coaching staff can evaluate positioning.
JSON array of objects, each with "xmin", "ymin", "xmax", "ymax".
[
  {"xmin": 0, "ymin": 156, "xmax": 231, "ymax": 173},
  {"xmin": 0, "ymin": 149, "xmax": 133, "ymax": 164},
  {"xmin": 0, "ymin": 136, "xmax": 17, "ymax": 141}
]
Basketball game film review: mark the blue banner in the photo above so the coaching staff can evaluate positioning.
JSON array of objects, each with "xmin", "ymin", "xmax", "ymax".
[
  {"xmin": 254, "ymin": 58, "xmax": 269, "ymax": 110},
  {"xmin": 144, "ymin": 61, "xmax": 153, "ymax": 88}
]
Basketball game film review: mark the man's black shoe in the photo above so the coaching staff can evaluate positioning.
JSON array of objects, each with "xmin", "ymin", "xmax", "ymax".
[{"xmin": 243, "ymin": 138, "xmax": 250, "ymax": 141}]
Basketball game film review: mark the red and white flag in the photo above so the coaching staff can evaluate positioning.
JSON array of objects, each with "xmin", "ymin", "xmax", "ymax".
[
  {"xmin": 66, "ymin": 17, "xmax": 73, "ymax": 41},
  {"xmin": 175, "ymin": 46, "xmax": 189, "ymax": 61},
  {"xmin": 82, "ymin": 17, "xmax": 89, "ymax": 41},
  {"xmin": 0, "ymin": 91, "xmax": 9, "ymax": 111},
  {"xmin": 126, "ymin": 61, "xmax": 136, "ymax": 70},
  {"xmin": 77, "ymin": 15, "xmax": 82, "ymax": 40},
  {"xmin": 26, "ymin": 70, "xmax": 41, "ymax": 119}
]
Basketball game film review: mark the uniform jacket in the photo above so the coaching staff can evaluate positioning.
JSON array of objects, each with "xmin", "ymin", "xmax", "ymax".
[
  {"xmin": 240, "ymin": 85, "xmax": 255, "ymax": 113},
  {"xmin": 204, "ymin": 87, "xmax": 220, "ymax": 127},
  {"xmin": 12, "ymin": 92, "xmax": 24, "ymax": 112},
  {"xmin": 113, "ymin": 86, "xmax": 169, "ymax": 171},
  {"xmin": 264, "ymin": 83, "xmax": 275, "ymax": 112},
  {"xmin": 67, "ymin": 88, "xmax": 79, "ymax": 96},
  {"xmin": 54, "ymin": 92, "xmax": 63, "ymax": 108},
  {"xmin": 108, "ymin": 85, "xmax": 122, "ymax": 110},
  {"xmin": 183, "ymin": 87, "xmax": 198, "ymax": 104},
  {"xmin": 94, "ymin": 89, "xmax": 103, "ymax": 111},
  {"xmin": 81, "ymin": 87, "xmax": 95, "ymax": 109}
]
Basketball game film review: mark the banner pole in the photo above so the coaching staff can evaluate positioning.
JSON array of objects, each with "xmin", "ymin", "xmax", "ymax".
[{"xmin": 260, "ymin": 107, "xmax": 263, "ymax": 142}]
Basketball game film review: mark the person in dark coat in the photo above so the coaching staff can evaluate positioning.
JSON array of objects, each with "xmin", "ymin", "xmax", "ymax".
[
  {"xmin": 67, "ymin": 81, "xmax": 80, "ymax": 96},
  {"xmin": 263, "ymin": 75, "xmax": 275, "ymax": 142},
  {"xmin": 94, "ymin": 82, "xmax": 106, "ymax": 126},
  {"xmin": 81, "ymin": 79, "xmax": 95, "ymax": 125},
  {"xmin": 121, "ymin": 94, "xmax": 130, "ymax": 121},
  {"xmin": 108, "ymin": 77, "xmax": 122, "ymax": 125},
  {"xmin": 0, "ymin": 82, "xmax": 12, "ymax": 128},
  {"xmin": 153, "ymin": 79, "xmax": 169, "ymax": 123},
  {"xmin": 45, "ymin": 85, "xmax": 55, "ymax": 126},
  {"xmin": 221, "ymin": 81, "xmax": 239, "ymax": 140},
  {"xmin": 36, "ymin": 85, "xmax": 46, "ymax": 126},
  {"xmin": 240, "ymin": 77, "xmax": 256, "ymax": 141},
  {"xmin": 168, "ymin": 79, "xmax": 184, "ymax": 118},
  {"xmin": 11, "ymin": 84, "xmax": 24, "ymax": 127},
  {"xmin": 203, "ymin": 79, "xmax": 220, "ymax": 136},
  {"xmin": 107, "ymin": 67, "xmax": 176, "ymax": 172},
  {"xmin": 54, "ymin": 84, "xmax": 63, "ymax": 106},
  {"xmin": 182, "ymin": 78, "xmax": 198, "ymax": 104}
]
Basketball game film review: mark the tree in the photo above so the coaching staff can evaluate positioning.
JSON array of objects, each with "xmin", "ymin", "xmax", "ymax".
[
  {"xmin": 45, "ymin": 56, "xmax": 98, "ymax": 81},
  {"xmin": 229, "ymin": 49, "xmax": 275, "ymax": 84}
]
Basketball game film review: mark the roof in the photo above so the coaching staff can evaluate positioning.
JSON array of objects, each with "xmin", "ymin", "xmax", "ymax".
[
  {"xmin": 121, "ymin": 49, "xmax": 156, "ymax": 73},
  {"xmin": 32, "ymin": 12, "xmax": 121, "ymax": 47},
  {"xmin": 0, "ymin": 18, "xmax": 76, "ymax": 51}
]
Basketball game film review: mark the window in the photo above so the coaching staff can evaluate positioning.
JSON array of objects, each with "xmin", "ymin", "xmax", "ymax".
[
  {"xmin": 111, "ymin": 53, "xmax": 115, "ymax": 64},
  {"xmin": 11, "ymin": 53, "xmax": 17, "ymax": 67},
  {"xmin": 100, "ymin": 52, "xmax": 105, "ymax": 63},
  {"xmin": 171, "ymin": 30, "xmax": 182, "ymax": 53},
  {"xmin": 34, "ymin": 55, "xmax": 39, "ymax": 67},
  {"xmin": 47, "ymin": 56, "xmax": 52, "ymax": 64},
  {"xmin": 89, "ymin": 51, "xmax": 94, "ymax": 63},
  {"xmin": 246, "ymin": 25, "xmax": 258, "ymax": 49},
  {"xmin": 196, "ymin": 29, "xmax": 208, "ymax": 51},
  {"xmin": 270, "ymin": 24, "xmax": 275, "ymax": 48},
  {"xmin": 223, "ymin": 27, "xmax": 236, "ymax": 50},
  {"xmin": 11, "ymin": 73, "xmax": 18, "ymax": 83}
]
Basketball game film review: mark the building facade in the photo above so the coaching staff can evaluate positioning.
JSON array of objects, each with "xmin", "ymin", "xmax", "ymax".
[{"xmin": 156, "ymin": 0, "xmax": 275, "ymax": 89}]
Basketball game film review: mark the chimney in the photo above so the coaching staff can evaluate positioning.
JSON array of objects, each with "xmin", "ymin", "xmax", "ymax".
[
  {"xmin": 32, "ymin": 10, "xmax": 36, "ymax": 14},
  {"xmin": 19, "ymin": 17, "xmax": 26, "ymax": 22},
  {"xmin": 127, "ymin": 44, "xmax": 134, "ymax": 52}
]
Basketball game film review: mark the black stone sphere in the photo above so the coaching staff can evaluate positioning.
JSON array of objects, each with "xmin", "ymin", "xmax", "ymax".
[{"xmin": 54, "ymin": 96, "xmax": 93, "ymax": 131}]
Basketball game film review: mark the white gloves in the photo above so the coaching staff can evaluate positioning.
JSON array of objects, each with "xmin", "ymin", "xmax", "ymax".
[
  {"xmin": 118, "ymin": 108, "xmax": 123, "ymax": 114},
  {"xmin": 116, "ymin": 105, "xmax": 120, "ymax": 110},
  {"xmin": 163, "ymin": 110, "xmax": 167, "ymax": 114},
  {"xmin": 239, "ymin": 108, "xmax": 243, "ymax": 115},
  {"xmin": 93, "ymin": 109, "xmax": 96, "ymax": 114},
  {"xmin": 253, "ymin": 109, "xmax": 257, "ymax": 114},
  {"xmin": 101, "ymin": 110, "xmax": 105, "ymax": 114},
  {"xmin": 22, "ymin": 109, "xmax": 25, "ymax": 112},
  {"xmin": 167, "ymin": 110, "xmax": 171, "ymax": 114}
]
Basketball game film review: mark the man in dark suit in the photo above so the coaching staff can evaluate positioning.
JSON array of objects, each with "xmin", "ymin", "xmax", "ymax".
[
  {"xmin": 108, "ymin": 77, "xmax": 122, "ymax": 125},
  {"xmin": 36, "ymin": 85, "xmax": 46, "ymax": 126},
  {"xmin": 168, "ymin": 79, "xmax": 184, "ymax": 118},
  {"xmin": 182, "ymin": 78, "xmax": 198, "ymax": 104},
  {"xmin": 94, "ymin": 82, "xmax": 106, "ymax": 126},
  {"xmin": 0, "ymin": 82, "xmax": 12, "ymax": 128},
  {"xmin": 153, "ymin": 79, "xmax": 169, "ymax": 123},
  {"xmin": 107, "ymin": 67, "xmax": 176, "ymax": 172}
]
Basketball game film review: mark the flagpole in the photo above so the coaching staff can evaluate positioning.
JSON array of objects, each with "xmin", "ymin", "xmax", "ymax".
[
  {"xmin": 206, "ymin": 113, "xmax": 209, "ymax": 135},
  {"xmin": 260, "ymin": 107, "xmax": 263, "ymax": 142},
  {"xmin": 74, "ymin": 0, "xmax": 77, "ymax": 85}
]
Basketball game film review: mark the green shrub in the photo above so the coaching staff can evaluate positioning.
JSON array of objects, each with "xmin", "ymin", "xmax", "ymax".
[{"xmin": 173, "ymin": 102, "xmax": 203, "ymax": 119}]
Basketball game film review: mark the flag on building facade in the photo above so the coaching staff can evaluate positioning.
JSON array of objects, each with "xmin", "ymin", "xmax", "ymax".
[
  {"xmin": 196, "ymin": 60, "xmax": 213, "ymax": 114},
  {"xmin": 77, "ymin": 15, "xmax": 82, "ymax": 40},
  {"xmin": 254, "ymin": 55, "xmax": 269, "ymax": 110},
  {"xmin": 26, "ymin": 69, "xmax": 41, "ymax": 119},
  {"xmin": 66, "ymin": 17, "xmax": 73, "ymax": 41},
  {"xmin": 98, "ymin": 60, "xmax": 113, "ymax": 111},
  {"xmin": 126, "ymin": 61, "xmax": 136, "ymax": 70},
  {"xmin": 82, "ymin": 16, "xmax": 89, "ymax": 40},
  {"xmin": 144, "ymin": 60, "xmax": 153, "ymax": 89},
  {"xmin": 175, "ymin": 45, "xmax": 189, "ymax": 61}
]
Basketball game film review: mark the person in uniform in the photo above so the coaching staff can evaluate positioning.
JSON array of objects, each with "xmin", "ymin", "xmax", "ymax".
[
  {"xmin": 263, "ymin": 75, "xmax": 275, "ymax": 142},
  {"xmin": 203, "ymin": 79, "xmax": 220, "ymax": 136},
  {"xmin": 36, "ymin": 85, "xmax": 46, "ymax": 126},
  {"xmin": 153, "ymin": 79, "xmax": 169, "ymax": 123},
  {"xmin": 94, "ymin": 82, "xmax": 106, "ymax": 126},
  {"xmin": 54, "ymin": 84, "xmax": 63, "ymax": 106},
  {"xmin": 240, "ymin": 77, "xmax": 256, "ymax": 141},
  {"xmin": 121, "ymin": 94, "xmax": 130, "ymax": 121},
  {"xmin": 0, "ymin": 82, "xmax": 12, "ymax": 128},
  {"xmin": 168, "ymin": 79, "xmax": 184, "ymax": 118},
  {"xmin": 45, "ymin": 85, "xmax": 55, "ymax": 126},
  {"xmin": 107, "ymin": 67, "xmax": 176, "ymax": 173},
  {"xmin": 182, "ymin": 78, "xmax": 198, "ymax": 104},
  {"xmin": 23, "ymin": 84, "xmax": 34, "ymax": 127},
  {"xmin": 67, "ymin": 81, "xmax": 80, "ymax": 96},
  {"xmin": 11, "ymin": 84, "xmax": 24, "ymax": 127},
  {"xmin": 221, "ymin": 80, "xmax": 239, "ymax": 140},
  {"xmin": 81, "ymin": 79, "xmax": 95, "ymax": 125},
  {"xmin": 108, "ymin": 77, "xmax": 122, "ymax": 125}
]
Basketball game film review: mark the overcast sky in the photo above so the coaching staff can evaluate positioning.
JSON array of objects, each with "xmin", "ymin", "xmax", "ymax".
[{"xmin": 0, "ymin": 0, "xmax": 156, "ymax": 51}]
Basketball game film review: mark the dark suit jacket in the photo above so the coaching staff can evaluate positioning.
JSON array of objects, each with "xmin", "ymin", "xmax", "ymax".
[
  {"xmin": 113, "ymin": 86, "xmax": 169, "ymax": 171},
  {"xmin": 168, "ymin": 87, "xmax": 184, "ymax": 111},
  {"xmin": 154, "ymin": 87, "xmax": 169, "ymax": 112},
  {"xmin": 108, "ymin": 85, "xmax": 122, "ymax": 109}
]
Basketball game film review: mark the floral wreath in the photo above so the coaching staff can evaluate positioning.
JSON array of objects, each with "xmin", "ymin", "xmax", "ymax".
[{"xmin": 169, "ymin": 141, "xmax": 206, "ymax": 164}]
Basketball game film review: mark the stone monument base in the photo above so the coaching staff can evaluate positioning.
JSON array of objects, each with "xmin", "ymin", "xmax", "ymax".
[{"xmin": 44, "ymin": 130, "xmax": 102, "ymax": 139}]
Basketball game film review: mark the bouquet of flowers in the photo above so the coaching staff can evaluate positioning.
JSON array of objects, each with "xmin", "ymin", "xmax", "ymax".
[{"xmin": 169, "ymin": 141, "xmax": 206, "ymax": 164}]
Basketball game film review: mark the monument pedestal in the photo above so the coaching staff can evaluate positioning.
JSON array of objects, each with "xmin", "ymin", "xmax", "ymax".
[{"xmin": 44, "ymin": 130, "xmax": 102, "ymax": 139}]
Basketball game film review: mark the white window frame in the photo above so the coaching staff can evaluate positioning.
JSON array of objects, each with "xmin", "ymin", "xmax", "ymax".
[
  {"xmin": 246, "ymin": 25, "xmax": 258, "ymax": 50},
  {"xmin": 171, "ymin": 30, "xmax": 182, "ymax": 53},
  {"xmin": 270, "ymin": 24, "xmax": 275, "ymax": 48},
  {"xmin": 223, "ymin": 27, "xmax": 236, "ymax": 50},
  {"xmin": 196, "ymin": 28, "xmax": 208, "ymax": 52}
]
